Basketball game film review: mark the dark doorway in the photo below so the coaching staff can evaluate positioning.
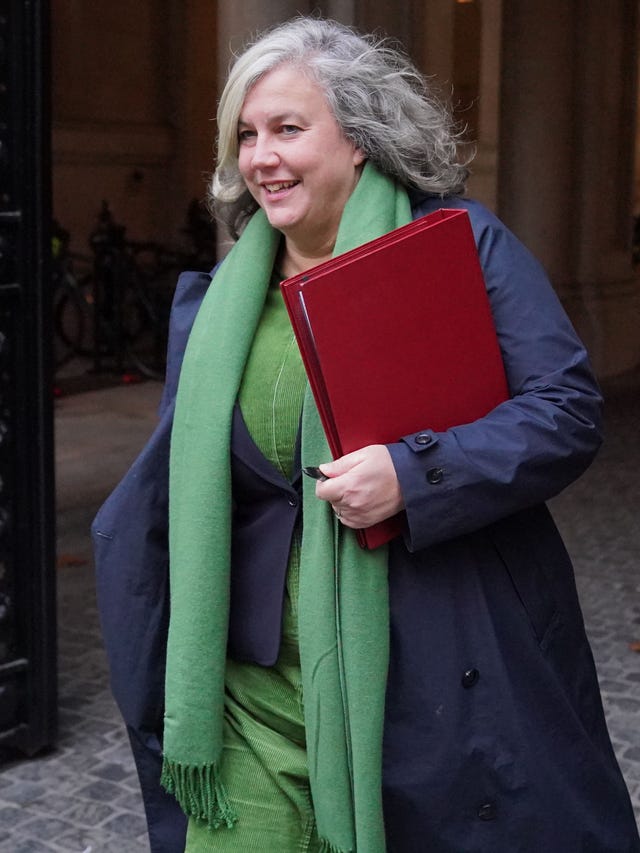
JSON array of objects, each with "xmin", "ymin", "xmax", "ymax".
[{"xmin": 0, "ymin": 0, "xmax": 57, "ymax": 755}]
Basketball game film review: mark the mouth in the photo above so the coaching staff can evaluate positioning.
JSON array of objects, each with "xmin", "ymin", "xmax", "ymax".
[{"xmin": 262, "ymin": 180, "xmax": 299, "ymax": 194}]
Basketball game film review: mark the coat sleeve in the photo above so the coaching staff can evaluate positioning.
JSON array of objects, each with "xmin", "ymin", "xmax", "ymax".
[{"xmin": 387, "ymin": 203, "xmax": 603, "ymax": 553}]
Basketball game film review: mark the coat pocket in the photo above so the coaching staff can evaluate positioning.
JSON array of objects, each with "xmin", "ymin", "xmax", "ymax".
[{"xmin": 487, "ymin": 506, "xmax": 561, "ymax": 650}]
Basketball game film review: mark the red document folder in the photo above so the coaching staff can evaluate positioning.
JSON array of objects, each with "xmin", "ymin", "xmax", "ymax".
[{"xmin": 280, "ymin": 208, "xmax": 509, "ymax": 549}]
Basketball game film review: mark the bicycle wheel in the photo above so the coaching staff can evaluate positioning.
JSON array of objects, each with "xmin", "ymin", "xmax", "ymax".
[
  {"xmin": 53, "ymin": 273, "xmax": 95, "ymax": 360},
  {"xmin": 122, "ymin": 281, "xmax": 169, "ymax": 381},
  {"xmin": 53, "ymin": 291, "xmax": 80, "ymax": 368}
]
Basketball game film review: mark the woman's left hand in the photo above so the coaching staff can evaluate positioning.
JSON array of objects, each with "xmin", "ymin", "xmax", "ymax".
[{"xmin": 315, "ymin": 445, "xmax": 404, "ymax": 528}]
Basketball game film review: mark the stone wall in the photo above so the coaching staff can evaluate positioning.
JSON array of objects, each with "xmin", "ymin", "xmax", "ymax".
[{"xmin": 52, "ymin": 0, "xmax": 217, "ymax": 251}]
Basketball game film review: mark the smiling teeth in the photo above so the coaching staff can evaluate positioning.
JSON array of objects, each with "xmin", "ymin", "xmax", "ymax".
[{"xmin": 265, "ymin": 181, "xmax": 297, "ymax": 192}]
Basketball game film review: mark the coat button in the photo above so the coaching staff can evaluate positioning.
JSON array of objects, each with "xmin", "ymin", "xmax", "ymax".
[
  {"xmin": 461, "ymin": 668, "xmax": 479, "ymax": 688},
  {"xmin": 287, "ymin": 496, "xmax": 298, "ymax": 507},
  {"xmin": 415, "ymin": 432, "xmax": 433, "ymax": 446},
  {"xmin": 426, "ymin": 467, "xmax": 444, "ymax": 484},
  {"xmin": 477, "ymin": 801, "xmax": 497, "ymax": 821}
]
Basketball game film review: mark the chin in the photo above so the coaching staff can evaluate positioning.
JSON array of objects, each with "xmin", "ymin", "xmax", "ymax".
[{"xmin": 266, "ymin": 212, "xmax": 302, "ymax": 233}]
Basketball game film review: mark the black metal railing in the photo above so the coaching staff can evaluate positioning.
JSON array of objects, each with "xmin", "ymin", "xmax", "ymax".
[{"xmin": 53, "ymin": 200, "xmax": 216, "ymax": 382}]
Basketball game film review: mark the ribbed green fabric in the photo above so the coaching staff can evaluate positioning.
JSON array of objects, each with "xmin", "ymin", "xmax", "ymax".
[
  {"xmin": 163, "ymin": 162, "xmax": 412, "ymax": 853},
  {"xmin": 238, "ymin": 272, "xmax": 308, "ymax": 480}
]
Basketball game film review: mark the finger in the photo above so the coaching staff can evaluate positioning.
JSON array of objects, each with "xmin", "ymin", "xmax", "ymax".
[
  {"xmin": 316, "ymin": 476, "xmax": 343, "ymax": 502},
  {"xmin": 319, "ymin": 449, "xmax": 365, "ymax": 479}
]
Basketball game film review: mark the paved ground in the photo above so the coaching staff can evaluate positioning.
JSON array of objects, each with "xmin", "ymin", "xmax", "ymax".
[
  {"xmin": 0, "ymin": 380, "xmax": 162, "ymax": 853},
  {"xmin": 0, "ymin": 377, "xmax": 638, "ymax": 852}
]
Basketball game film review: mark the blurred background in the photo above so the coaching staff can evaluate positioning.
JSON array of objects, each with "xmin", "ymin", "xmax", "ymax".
[{"xmin": 0, "ymin": 1, "xmax": 638, "ymax": 849}]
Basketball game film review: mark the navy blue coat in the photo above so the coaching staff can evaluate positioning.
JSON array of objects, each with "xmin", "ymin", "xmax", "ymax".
[{"xmin": 92, "ymin": 195, "xmax": 640, "ymax": 853}]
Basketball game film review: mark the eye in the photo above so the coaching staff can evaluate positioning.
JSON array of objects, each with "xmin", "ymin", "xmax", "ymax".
[
  {"xmin": 238, "ymin": 128, "xmax": 256, "ymax": 144},
  {"xmin": 280, "ymin": 124, "xmax": 301, "ymax": 136}
]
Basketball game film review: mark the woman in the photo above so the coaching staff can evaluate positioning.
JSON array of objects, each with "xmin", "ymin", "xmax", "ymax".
[{"xmin": 94, "ymin": 16, "xmax": 640, "ymax": 853}]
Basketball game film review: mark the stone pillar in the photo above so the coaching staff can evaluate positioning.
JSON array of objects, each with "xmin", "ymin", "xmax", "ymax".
[
  {"xmin": 324, "ymin": 0, "xmax": 356, "ymax": 23},
  {"xmin": 354, "ymin": 0, "xmax": 428, "ymax": 73},
  {"xmin": 419, "ymin": 0, "xmax": 503, "ymax": 212},
  {"xmin": 356, "ymin": 0, "xmax": 501, "ymax": 212},
  {"xmin": 566, "ymin": 0, "xmax": 640, "ymax": 379},
  {"xmin": 216, "ymin": 0, "xmax": 316, "ymax": 86},
  {"xmin": 467, "ymin": 0, "xmax": 502, "ymax": 210},
  {"xmin": 498, "ymin": 2, "xmax": 576, "ymax": 282},
  {"xmin": 498, "ymin": 0, "xmax": 640, "ymax": 380}
]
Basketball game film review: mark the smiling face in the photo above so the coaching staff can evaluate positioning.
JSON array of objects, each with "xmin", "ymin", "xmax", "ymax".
[{"xmin": 237, "ymin": 64, "xmax": 365, "ymax": 264}]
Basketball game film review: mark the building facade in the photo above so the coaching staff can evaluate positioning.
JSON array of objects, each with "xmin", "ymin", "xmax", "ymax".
[{"xmin": 52, "ymin": 0, "xmax": 640, "ymax": 383}]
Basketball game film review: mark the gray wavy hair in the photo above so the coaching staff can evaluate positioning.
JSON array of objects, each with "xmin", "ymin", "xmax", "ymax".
[{"xmin": 211, "ymin": 17, "xmax": 471, "ymax": 238}]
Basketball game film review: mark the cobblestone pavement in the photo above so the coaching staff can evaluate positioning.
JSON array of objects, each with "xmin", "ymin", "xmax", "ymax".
[
  {"xmin": 0, "ymin": 381, "xmax": 161, "ymax": 853},
  {"xmin": 0, "ymin": 380, "xmax": 637, "ymax": 852}
]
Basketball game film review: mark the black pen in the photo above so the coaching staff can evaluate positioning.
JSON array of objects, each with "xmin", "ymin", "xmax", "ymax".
[{"xmin": 302, "ymin": 465, "xmax": 329, "ymax": 482}]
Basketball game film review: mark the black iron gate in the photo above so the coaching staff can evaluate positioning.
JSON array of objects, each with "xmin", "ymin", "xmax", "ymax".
[{"xmin": 0, "ymin": 0, "xmax": 56, "ymax": 755}]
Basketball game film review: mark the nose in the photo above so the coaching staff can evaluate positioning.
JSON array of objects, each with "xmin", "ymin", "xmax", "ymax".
[{"xmin": 250, "ymin": 134, "xmax": 280, "ymax": 169}]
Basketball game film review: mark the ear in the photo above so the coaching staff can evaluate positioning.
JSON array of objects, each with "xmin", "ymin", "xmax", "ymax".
[{"xmin": 352, "ymin": 146, "xmax": 366, "ymax": 167}]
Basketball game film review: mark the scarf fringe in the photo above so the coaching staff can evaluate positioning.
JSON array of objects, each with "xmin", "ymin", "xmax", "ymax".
[
  {"xmin": 161, "ymin": 758, "xmax": 237, "ymax": 830},
  {"xmin": 319, "ymin": 839, "xmax": 353, "ymax": 853}
]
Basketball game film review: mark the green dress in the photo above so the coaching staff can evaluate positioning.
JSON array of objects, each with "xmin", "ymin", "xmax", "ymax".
[{"xmin": 185, "ymin": 274, "xmax": 322, "ymax": 852}]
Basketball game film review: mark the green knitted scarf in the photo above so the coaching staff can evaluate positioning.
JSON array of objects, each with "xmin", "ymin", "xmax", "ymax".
[{"xmin": 162, "ymin": 163, "xmax": 412, "ymax": 852}]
